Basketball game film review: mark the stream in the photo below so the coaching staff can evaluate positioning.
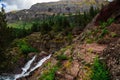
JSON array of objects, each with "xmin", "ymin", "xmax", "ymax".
[{"xmin": 0, "ymin": 54, "xmax": 51, "ymax": 80}]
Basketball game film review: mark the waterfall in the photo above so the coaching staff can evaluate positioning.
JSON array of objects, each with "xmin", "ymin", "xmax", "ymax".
[
  {"xmin": 23, "ymin": 54, "xmax": 51, "ymax": 77},
  {"xmin": 14, "ymin": 55, "xmax": 36, "ymax": 80},
  {"xmin": 0, "ymin": 54, "xmax": 51, "ymax": 80}
]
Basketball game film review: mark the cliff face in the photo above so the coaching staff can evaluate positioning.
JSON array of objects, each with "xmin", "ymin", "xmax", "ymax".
[
  {"xmin": 6, "ymin": 0, "xmax": 105, "ymax": 22},
  {"xmin": 95, "ymin": 0, "xmax": 120, "ymax": 25}
]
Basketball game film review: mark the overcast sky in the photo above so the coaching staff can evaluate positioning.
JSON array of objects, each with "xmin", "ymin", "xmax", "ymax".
[{"xmin": 0, "ymin": 0, "xmax": 60, "ymax": 12}]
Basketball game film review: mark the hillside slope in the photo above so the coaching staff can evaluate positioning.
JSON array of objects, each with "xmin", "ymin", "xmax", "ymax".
[
  {"xmin": 18, "ymin": 0, "xmax": 120, "ymax": 80},
  {"xmin": 1, "ymin": 0, "xmax": 120, "ymax": 80},
  {"xmin": 6, "ymin": 0, "xmax": 105, "ymax": 22}
]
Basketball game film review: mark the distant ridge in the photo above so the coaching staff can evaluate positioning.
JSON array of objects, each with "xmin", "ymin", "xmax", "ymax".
[{"xmin": 6, "ymin": 0, "xmax": 106, "ymax": 22}]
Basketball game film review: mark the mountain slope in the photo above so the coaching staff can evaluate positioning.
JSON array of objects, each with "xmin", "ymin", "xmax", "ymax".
[
  {"xmin": 1, "ymin": 0, "xmax": 120, "ymax": 80},
  {"xmin": 6, "ymin": 0, "xmax": 105, "ymax": 22},
  {"xmin": 17, "ymin": 0, "xmax": 120, "ymax": 80}
]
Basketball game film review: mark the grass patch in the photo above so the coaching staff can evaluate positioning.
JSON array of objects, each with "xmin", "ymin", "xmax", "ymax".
[
  {"xmin": 16, "ymin": 39, "xmax": 38, "ymax": 54},
  {"xmin": 8, "ymin": 21, "xmax": 33, "ymax": 29},
  {"xmin": 86, "ymin": 38, "xmax": 93, "ymax": 44},
  {"xmin": 67, "ymin": 33, "xmax": 73, "ymax": 43},
  {"xmin": 99, "ymin": 28, "xmax": 109, "ymax": 38},
  {"xmin": 90, "ymin": 57, "xmax": 110, "ymax": 80},
  {"xmin": 100, "ymin": 18, "xmax": 114, "ymax": 29},
  {"xmin": 56, "ymin": 54, "xmax": 68, "ymax": 60},
  {"xmin": 110, "ymin": 32, "xmax": 117, "ymax": 38},
  {"xmin": 39, "ymin": 66, "xmax": 59, "ymax": 80}
]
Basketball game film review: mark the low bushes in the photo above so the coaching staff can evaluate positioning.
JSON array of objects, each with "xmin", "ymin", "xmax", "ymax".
[
  {"xmin": 16, "ymin": 39, "xmax": 38, "ymax": 54},
  {"xmin": 90, "ymin": 57, "xmax": 110, "ymax": 80},
  {"xmin": 39, "ymin": 66, "xmax": 59, "ymax": 80}
]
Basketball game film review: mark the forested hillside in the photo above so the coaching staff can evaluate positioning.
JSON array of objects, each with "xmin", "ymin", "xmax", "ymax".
[{"xmin": 0, "ymin": 0, "xmax": 120, "ymax": 80}]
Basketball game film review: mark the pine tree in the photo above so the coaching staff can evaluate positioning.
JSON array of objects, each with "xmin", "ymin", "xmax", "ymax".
[
  {"xmin": 0, "ymin": 7, "xmax": 10, "ymax": 71},
  {"xmin": 89, "ymin": 6, "xmax": 95, "ymax": 18},
  {"xmin": 0, "ymin": 7, "xmax": 9, "ymax": 52}
]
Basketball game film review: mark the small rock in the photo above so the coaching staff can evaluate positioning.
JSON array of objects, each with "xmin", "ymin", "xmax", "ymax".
[
  {"xmin": 65, "ymin": 74, "xmax": 74, "ymax": 80},
  {"xmin": 28, "ymin": 53, "xmax": 36, "ymax": 58},
  {"xmin": 66, "ymin": 60, "xmax": 80, "ymax": 77}
]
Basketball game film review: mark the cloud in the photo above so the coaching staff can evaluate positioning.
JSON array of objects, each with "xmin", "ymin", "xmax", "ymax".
[
  {"xmin": 0, "ymin": 2, "xmax": 18, "ymax": 12},
  {"xmin": 0, "ymin": 0, "xmax": 60, "ymax": 12},
  {"xmin": 108, "ymin": 0, "xmax": 113, "ymax": 2}
]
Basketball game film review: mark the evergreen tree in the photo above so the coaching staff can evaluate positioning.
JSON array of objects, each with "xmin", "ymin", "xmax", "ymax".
[
  {"xmin": 0, "ymin": 7, "xmax": 12, "ymax": 52},
  {"xmin": 0, "ymin": 7, "xmax": 11, "ymax": 71},
  {"xmin": 89, "ymin": 6, "xmax": 95, "ymax": 18},
  {"xmin": 0, "ymin": 7, "xmax": 8, "ymax": 52}
]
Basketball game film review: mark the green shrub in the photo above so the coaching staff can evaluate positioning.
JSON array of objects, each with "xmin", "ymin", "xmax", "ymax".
[
  {"xmin": 110, "ymin": 32, "xmax": 117, "ymax": 38},
  {"xmin": 56, "ymin": 54, "xmax": 68, "ymax": 60},
  {"xmin": 99, "ymin": 28, "xmax": 109, "ymax": 38},
  {"xmin": 107, "ymin": 18, "xmax": 114, "ymax": 26},
  {"xmin": 8, "ymin": 21, "xmax": 33, "ymax": 29},
  {"xmin": 100, "ymin": 22, "xmax": 108, "ymax": 29},
  {"xmin": 100, "ymin": 18, "xmax": 114, "ymax": 29},
  {"xmin": 17, "ymin": 39, "xmax": 38, "ymax": 54},
  {"xmin": 67, "ymin": 33, "xmax": 73, "ymax": 43},
  {"xmin": 86, "ymin": 38, "xmax": 93, "ymax": 44},
  {"xmin": 90, "ymin": 57, "xmax": 110, "ymax": 80},
  {"xmin": 39, "ymin": 66, "xmax": 59, "ymax": 80}
]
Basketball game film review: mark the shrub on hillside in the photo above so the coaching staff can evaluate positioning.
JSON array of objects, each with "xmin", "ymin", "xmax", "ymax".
[
  {"xmin": 17, "ymin": 39, "xmax": 38, "ymax": 54},
  {"xmin": 90, "ymin": 57, "xmax": 110, "ymax": 80}
]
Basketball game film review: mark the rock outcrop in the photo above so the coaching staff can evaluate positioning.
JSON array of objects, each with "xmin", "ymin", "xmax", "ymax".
[
  {"xmin": 102, "ymin": 39, "xmax": 120, "ymax": 80},
  {"xmin": 95, "ymin": 0, "xmax": 120, "ymax": 25}
]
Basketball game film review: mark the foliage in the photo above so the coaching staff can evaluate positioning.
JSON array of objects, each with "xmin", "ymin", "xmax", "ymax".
[
  {"xmin": 85, "ymin": 17, "xmax": 114, "ymax": 43},
  {"xmin": 52, "ymin": 15, "xmax": 70, "ymax": 32},
  {"xmin": 110, "ymin": 32, "xmax": 117, "ymax": 37},
  {"xmin": 89, "ymin": 6, "xmax": 99, "ymax": 18},
  {"xmin": 39, "ymin": 21, "xmax": 52, "ymax": 34},
  {"xmin": 0, "ymin": 7, "xmax": 14, "ymax": 72},
  {"xmin": 100, "ymin": 18, "xmax": 115, "ymax": 29},
  {"xmin": 86, "ymin": 38, "xmax": 93, "ymax": 44},
  {"xmin": 67, "ymin": 33, "xmax": 73, "ymax": 43},
  {"xmin": 0, "ymin": 5, "xmax": 100, "ymax": 73},
  {"xmin": 99, "ymin": 18, "xmax": 114, "ymax": 38},
  {"xmin": 8, "ymin": 21, "xmax": 33, "ymax": 29},
  {"xmin": 106, "ymin": 18, "xmax": 115, "ymax": 26},
  {"xmin": 90, "ymin": 57, "xmax": 110, "ymax": 80},
  {"xmin": 0, "ymin": 8, "xmax": 11, "ymax": 51},
  {"xmin": 8, "ymin": 5, "xmax": 99, "ymax": 37},
  {"xmin": 39, "ymin": 66, "xmax": 59, "ymax": 80},
  {"xmin": 99, "ymin": 28, "xmax": 109, "ymax": 38},
  {"xmin": 11, "ymin": 28, "xmax": 32, "ymax": 38},
  {"xmin": 16, "ymin": 39, "xmax": 38, "ymax": 54},
  {"xmin": 56, "ymin": 54, "xmax": 68, "ymax": 60}
]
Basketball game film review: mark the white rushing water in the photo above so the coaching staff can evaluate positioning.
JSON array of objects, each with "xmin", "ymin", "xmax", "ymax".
[
  {"xmin": 0, "ymin": 54, "xmax": 51, "ymax": 80},
  {"xmin": 22, "ymin": 54, "xmax": 51, "ymax": 77},
  {"xmin": 14, "ymin": 55, "xmax": 36, "ymax": 80}
]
